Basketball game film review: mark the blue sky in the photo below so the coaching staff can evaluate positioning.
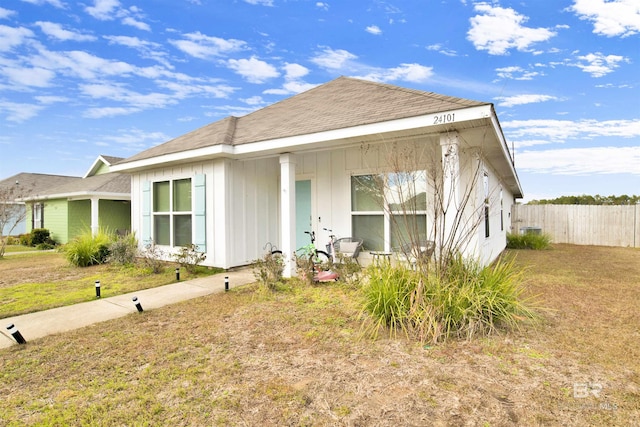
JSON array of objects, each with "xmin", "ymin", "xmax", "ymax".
[{"xmin": 1, "ymin": 0, "xmax": 638, "ymax": 202}]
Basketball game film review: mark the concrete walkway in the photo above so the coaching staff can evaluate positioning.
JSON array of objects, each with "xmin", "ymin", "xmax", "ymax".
[{"xmin": 0, "ymin": 269, "xmax": 256, "ymax": 349}]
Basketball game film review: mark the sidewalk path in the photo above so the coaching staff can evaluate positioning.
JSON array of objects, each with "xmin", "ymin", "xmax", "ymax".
[{"xmin": 0, "ymin": 269, "xmax": 255, "ymax": 349}]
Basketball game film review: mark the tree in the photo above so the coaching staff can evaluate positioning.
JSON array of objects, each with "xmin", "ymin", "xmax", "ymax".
[
  {"xmin": 0, "ymin": 180, "xmax": 32, "ymax": 258},
  {"xmin": 528, "ymin": 194, "xmax": 640, "ymax": 205},
  {"xmin": 358, "ymin": 131, "xmax": 491, "ymax": 276}
]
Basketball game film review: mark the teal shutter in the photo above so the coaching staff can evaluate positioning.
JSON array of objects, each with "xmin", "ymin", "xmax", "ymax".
[
  {"xmin": 193, "ymin": 174, "xmax": 206, "ymax": 252},
  {"xmin": 141, "ymin": 181, "xmax": 151, "ymax": 245}
]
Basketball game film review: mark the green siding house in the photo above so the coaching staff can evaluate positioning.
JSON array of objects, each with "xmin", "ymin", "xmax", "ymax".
[{"xmin": 19, "ymin": 156, "xmax": 131, "ymax": 244}]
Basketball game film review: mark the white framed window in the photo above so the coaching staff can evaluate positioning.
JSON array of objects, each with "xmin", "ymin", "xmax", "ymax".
[
  {"xmin": 142, "ymin": 175, "xmax": 206, "ymax": 251},
  {"xmin": 152, "ymin": 178, "xmax": 193, "ymax": 247},
  {"xmin": 351, "ymin": 171, "xmax": 428, "ymax": 251}
]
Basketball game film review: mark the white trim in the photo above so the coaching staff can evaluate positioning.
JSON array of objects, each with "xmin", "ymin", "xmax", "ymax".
[{"xmin": 111, "ymin": 105, "xmax": 494, "ymax": 173}]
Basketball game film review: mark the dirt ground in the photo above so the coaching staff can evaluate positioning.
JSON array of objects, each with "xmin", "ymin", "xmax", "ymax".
[{"xmin": 0, "ymin": 245, "xmax": 638, "ymax": 426}]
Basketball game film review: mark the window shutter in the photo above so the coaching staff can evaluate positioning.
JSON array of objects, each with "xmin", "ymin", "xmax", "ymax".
[
  {"xmin": 193, "ymin": 174, "xmax": 206, "ymax": 252},
  {"xmin": 142, "ymin": 181, "xmax": 151, "ymax": 245}
]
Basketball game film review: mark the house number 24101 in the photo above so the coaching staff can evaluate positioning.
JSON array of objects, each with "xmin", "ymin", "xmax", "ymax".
[{"xmin": 433, "ymin": 113, "xmax": 455, "ymax": 125}]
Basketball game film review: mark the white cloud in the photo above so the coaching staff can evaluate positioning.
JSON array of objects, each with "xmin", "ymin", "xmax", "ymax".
[
  {"xmin": 227, "ymin": 56, "xmax": 279, "ymax": 83},
  {"xmin": 572, "ymin": 52, "xmax": 628, "ymax": 77},
  {"xmin": 35, "ymin": 21, "xmax": 96, "ymax": 42},
  {"xmin": 121, "ymin": 16, "xmax": 150, "ymax": 31},
  {"xmin": 0, "ymin": 25, "xmax": 35, "ymax": 52},
  {"xmin": 243, "ymin": 0, "xmax": 273, "ymax": 5},
  {"xmin": 283, "ymin": 62, "xmax": 309, "ymax": 79},
  {"xmin": 311, "ymin": 47, "xmax": 357, "ymax": 69},
  {"xmin": 31, "ymin": 49, "xmax": 136, "ymax": 79},
  {"xmin": 0, "ymin": 7, "xmax": 16, "ymax": 19},
  {"xmin": 503, "ymin": 118, "xmax": 640, "ymax": 142},
  {"xmin": 467, "ymin": 3, "xmax": 556, "ymax": 55},
  {"xmin": 169, "ymin": 32, "xmax": 247, "ymax": 59},
  {"xmin": 34, "ymin": 95, "xmax": 69, "ymax": 104},
  {"xmin": 20, "ymin": 0, "xmax": 65, "ymax": 8},
  {"xmin": 495, "ymin": 94, "xmax": 559, "ymax": 107},
  {"xmin": 98, "ymin": 128, "xmax": 170, "ymax": 149},
  {"xmin": 366, "ymin": 25, "xmax": 382, "ymax": 35},
  {"xmin": 426, "ymin": 44, "xmax": 458, "ymax": 57},
  {"xmin": 495, "ymin": 65, "xmax": 541, "ymax": 80},
  {"xmin": 358, "ymin": 63, "xmax": 434, "ymax": 83},
  {"xmin": 0, "ymin": 100, "xmax": 44, "ymax": 122},
  {"xmin": 570, "ymin": 0, "xmax": 640, "ymax": 38},
  {"xmin": 81, "ymin": 82, "xmax": 178, "ymax": 109},
  {"xmin": 84, "ymin": 106, "xmax": 140, "ymax": 119},
  {"xmin": 85, "ymin": 0, "xmax": 121, "ymax": 20},
  {"xmin": 104, "ymin": 35, "xmax": 170, "ymax": 67},
  {"xmin": 2, "ymin": 66, "xmax": 55, "ymax": 87},
  {"xmin": 517, "ymin": 146, "xmax": 640, "ymax": 175},
  {"xmin": 316, "ymin": 2, "xmax": 329, "ymax": 11},
  {"xmin": 241, "ymin": 96, "xmax": 264, "ymax": 106}
]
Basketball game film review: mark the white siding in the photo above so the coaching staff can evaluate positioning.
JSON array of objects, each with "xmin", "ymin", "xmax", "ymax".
[{"xmin": 128, "ymin": 135, "xmax": 514, "ymax": 269}]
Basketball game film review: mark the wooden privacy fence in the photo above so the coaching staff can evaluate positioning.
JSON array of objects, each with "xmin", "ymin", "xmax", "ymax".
[{"xmin": 512, "ymin": 204, "xmax": 640, "ymax": 248}]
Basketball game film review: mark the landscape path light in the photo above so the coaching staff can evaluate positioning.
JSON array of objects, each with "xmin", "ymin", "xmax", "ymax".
[
  {"xmin": 6, "ymin": 323, "xmax": 26, "ymax": 344},
  {"xmin": 132, "ymin": 296, "xmax": 143, "ymax": 312}
]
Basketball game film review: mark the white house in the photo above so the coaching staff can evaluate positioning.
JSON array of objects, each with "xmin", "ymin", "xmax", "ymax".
[{"xmin": 112, "ymin": 77, "xmax": 523, "ymax": 276}]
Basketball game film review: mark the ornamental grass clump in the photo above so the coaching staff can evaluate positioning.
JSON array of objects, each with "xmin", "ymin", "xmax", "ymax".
[
  {"xmin": 506, "ymin": 232, "xmax": 551, "ymax": 250},
  {"xmin": 361, "ymin": 254, "xmax": 540, "ymax": 344},
  {"xmin": 64, "ymin": 228, "xmax": 112, "ymax": 267}
]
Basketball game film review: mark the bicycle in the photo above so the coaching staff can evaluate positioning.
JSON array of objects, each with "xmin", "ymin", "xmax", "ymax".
[{"xmin": 269, "ymin": 231, "xmax": 337, "ymax": 282}]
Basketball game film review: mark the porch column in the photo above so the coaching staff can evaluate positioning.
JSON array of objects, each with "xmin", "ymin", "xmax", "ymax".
[
  {"xmin": 439, "ymin": 132, "xmax": 460, "ymax": 253},
  {"xmin": 280, "ymin": 153, "xmax": 296, "ymax": 278},
  {"xmin": 90, "ymin": 197, "xmax": 100, "ymax": 236}
]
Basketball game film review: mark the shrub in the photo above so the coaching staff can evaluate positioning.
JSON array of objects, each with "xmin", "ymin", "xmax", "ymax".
[
  {"xmin": 360, "ymin": 255, "xmax": 540, "ymax": 344},
  {"xmin": 31, "ymin": 228, "xmax": 51, "ymax": 246},
  {"xmin": 173, "ymin": 244, "xmax": 207, "ymax": 274},
  {"xmin": 5, "ymin": 236, "xmax": 20, "ymax": 245},
  {"xmin": 507, "ymin": 232, "xmax": 551, "ymax": 250},
  {"xmin": 107, "ymin": 233, "xmax": 139, "ymax": 266},
  {"xmin": 140, "ymin": 241, "xmax": 167, "ymax": 274},
  {"xmin": 19, "ymin": 233, "xmax": 32, "ymax": 246},
  {"xmin": 253, "ymin": 251, "xmax": 284, "ymax": 290},
  {"xmin": 64, "ymin": 229, "xmax": 112, "ymax": 267}
]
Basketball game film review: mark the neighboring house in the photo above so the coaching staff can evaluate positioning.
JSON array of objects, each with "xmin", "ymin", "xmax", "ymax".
[
  {"xmin": 0, "ymin": 173, "xmax": 80, "ymax": 237},
  {"xmin": 112, "ymin": 77, "xmax": 523, "ymax": 276},
  {"xmin": 16, "ymin": 155, "xmax": 131, "ymax": 244}
]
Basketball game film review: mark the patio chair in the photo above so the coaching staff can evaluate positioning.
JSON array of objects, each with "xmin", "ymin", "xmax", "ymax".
[
  {"xmin": 333, "ymin": 237, "xmax": 364, "ymax": 264},
  {"xmin": 395, "ymin": 240, "xmax": 435, "ymax": 269}
]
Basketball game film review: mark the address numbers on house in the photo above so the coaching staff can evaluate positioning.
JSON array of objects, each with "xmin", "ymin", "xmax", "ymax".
[{"xmin": 433, "ymin": 113, "xmax": 456, "ymax": 125}]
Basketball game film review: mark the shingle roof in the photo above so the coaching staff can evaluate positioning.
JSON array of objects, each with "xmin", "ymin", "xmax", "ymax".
[
  {"xmin": 25, "ymin": 173, "xmax": 131, "ymax": 199},
  {"xmin": 121, "ymin": 77, "xmax": 488, "ymax": 164},
  {"xmin": 0, "ymin": 173, "xmax": 81, "ymax": 199}
]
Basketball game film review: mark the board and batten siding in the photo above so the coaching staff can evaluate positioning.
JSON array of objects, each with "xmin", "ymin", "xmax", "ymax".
[
  {"xmin": 512, "ymin": 204, "xmax": 640, "ymax": 247},
  {"xmin": 129, "ymin": 138, "xmax": 517, "ymax": 269}
]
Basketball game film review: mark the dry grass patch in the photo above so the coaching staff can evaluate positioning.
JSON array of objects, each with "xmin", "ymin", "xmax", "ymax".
[{"xmin": 0, "ymin": 244, "xmax": 638, "ymax": 425}]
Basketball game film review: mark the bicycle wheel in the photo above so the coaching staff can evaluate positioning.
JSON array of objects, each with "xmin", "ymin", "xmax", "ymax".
[
  {"xmin": 311, "ymin": 250, "xmax": 331, "ymax": 269},
  {"xmin": 270, "ymin": 249, "xmax": 283, "ymax": 261}
]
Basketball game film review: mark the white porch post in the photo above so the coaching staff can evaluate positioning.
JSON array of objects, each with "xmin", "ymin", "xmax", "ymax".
[
  {"xmin": 439, "ymin": 132, "xmax": 460, "ymax": 253},
  {"xmin": 90, "ymin": 197, "xmax": 100, "ymax": 236},
  {"xmin": 280, "ymin": 153, "xmax": 296, "ymax": 278}
]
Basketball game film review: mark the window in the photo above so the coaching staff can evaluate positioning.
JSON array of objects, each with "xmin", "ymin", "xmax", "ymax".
[
  {"xmin": 152, "ymin": 178, "xmax": 192, "ymax": 246},
  {"xmin": 484, "ymin": 172, "xmax": 490, "ymax": 238},
  {"xmin": 351, "ymin": 172, "xmax": 427, "ymax": 251},
  {"xmin": 32, "ymin": 203, "xmax": 43, "ymax": 229}
]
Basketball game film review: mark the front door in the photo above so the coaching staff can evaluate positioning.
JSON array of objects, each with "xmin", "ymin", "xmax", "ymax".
[{"xmin": 295, "ymin": 180, "xmax": 312, "ymax": 249}]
